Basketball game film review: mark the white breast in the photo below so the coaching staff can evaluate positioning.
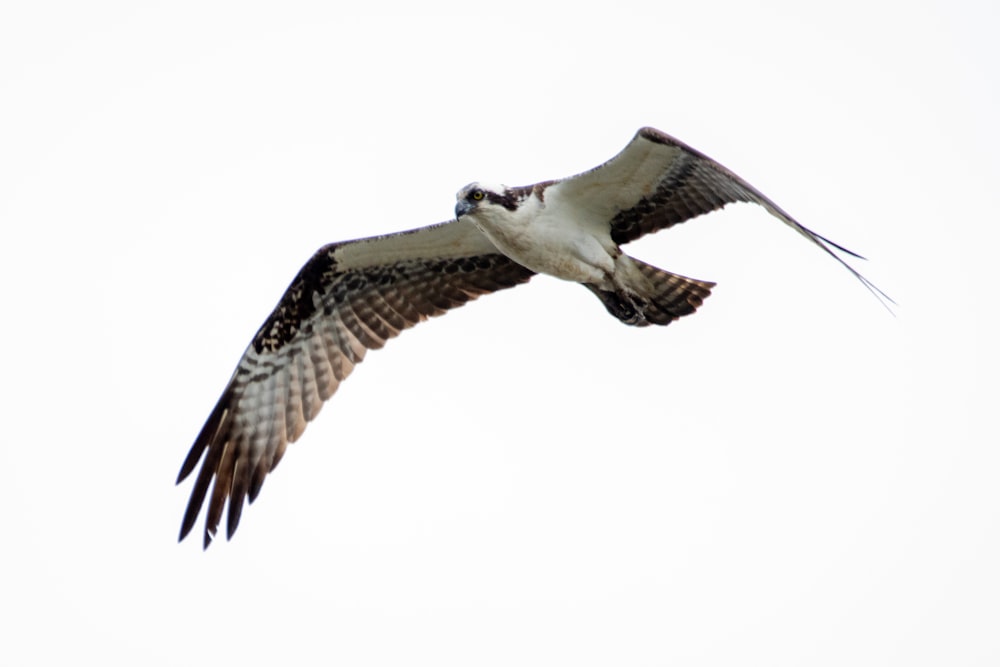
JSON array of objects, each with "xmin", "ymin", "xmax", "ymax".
[{"xmin": 471, "ymin": 191, "xmax": 617, "ymax": 286}]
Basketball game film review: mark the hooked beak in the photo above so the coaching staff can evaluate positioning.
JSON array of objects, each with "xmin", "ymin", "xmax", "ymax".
[{"xmin": 455, "ymin": 199, "xmax": 473, "ymax": 219}]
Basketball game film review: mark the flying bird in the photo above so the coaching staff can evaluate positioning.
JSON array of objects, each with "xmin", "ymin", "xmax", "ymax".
[{"xmin": 177, "ymin": 127, "xmax": 887, "ymax": 548}]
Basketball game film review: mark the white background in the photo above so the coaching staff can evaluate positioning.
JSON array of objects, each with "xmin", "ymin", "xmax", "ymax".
[{"xmin": 2, "ymin": 1, "xmax": 997, "ymax": 665}]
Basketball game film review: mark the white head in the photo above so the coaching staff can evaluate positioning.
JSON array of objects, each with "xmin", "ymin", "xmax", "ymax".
[{"xmin": 454, "ymin": 181, "xmax": 518, "ymax": 220}]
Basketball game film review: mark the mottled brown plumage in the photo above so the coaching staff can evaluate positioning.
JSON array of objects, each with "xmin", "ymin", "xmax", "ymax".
[
  {"xmin": 178, "ymin": 127, "xmax": 887, "ymax": 548},
  {"xmin": 178, "ymin": 225, "xmax": 534, "ymax": 547}
]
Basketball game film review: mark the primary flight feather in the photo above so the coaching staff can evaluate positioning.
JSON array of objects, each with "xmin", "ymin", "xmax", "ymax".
[{"xmin": 177, "ymin": 127, "xmax": 887, "ymax": 548}]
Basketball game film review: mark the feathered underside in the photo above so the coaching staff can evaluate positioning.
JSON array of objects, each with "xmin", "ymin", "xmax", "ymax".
[
  {"xmin": 177, "ymin": 222, "xmax": 534, "ymax": 548},
  {"xmin": 545, "ymin": 127, "xmax": 890, "ymax": 306},
  {"xmin": 178, "ymin": 126, "xmax": 890, "ymax": 548}
]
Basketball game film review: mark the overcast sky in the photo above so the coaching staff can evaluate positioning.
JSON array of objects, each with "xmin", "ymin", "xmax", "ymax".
[{"xmin": 2, "ymin": 1, "xmax": 998, "ymax": 665}]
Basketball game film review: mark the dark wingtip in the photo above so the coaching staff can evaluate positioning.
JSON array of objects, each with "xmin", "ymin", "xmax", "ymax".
[
  {"xmin": 178, "ymin": 487, "xmax": 204, "ymax": 543},
  {"xmin": 176, "ymin": 444, "xmax": 204, "ymax": 485},
  {"xmin": 810, "ymin": 228, "xmax": 869, "ymax": 261},
  {"xmin": 178, "ymin": 395, "xmax": 232, "ymax": 485},
  {"xmin": 809, "ymin": 229, "xmax": 897, "ymax": 315},
  {"xmin": 178, "ymin": 490, "xmax": 206, "ymax": 546},
  {"xmin": 177, "ymin": 435, "xmax": 226, "ymax": 547},
  {"xmin": 177, "ymin": 393, "xmax": 235, "ymax": 546},
  {"xmin": 226, "ymin": 497, "xmax": 246, "ymax": 541}
]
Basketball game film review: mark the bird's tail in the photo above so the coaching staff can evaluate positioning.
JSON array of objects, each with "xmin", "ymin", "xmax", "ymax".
[{"xmin": 585, "ymin": 258, "xmax": 715, "ymax": 327}]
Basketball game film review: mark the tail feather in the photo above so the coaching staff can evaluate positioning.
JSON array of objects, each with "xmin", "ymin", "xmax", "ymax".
[{"xmin": 586, "ymin": 259, "xmax": 714, "ymax": 327}]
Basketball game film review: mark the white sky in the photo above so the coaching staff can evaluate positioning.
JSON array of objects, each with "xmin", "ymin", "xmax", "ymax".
[{"xmin": 2, "ymin": 1, "xmax": 998, "ymax": 665}]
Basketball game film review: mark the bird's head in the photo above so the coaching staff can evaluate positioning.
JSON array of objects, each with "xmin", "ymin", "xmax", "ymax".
[{"xmin": 454, "ymin": 182, "xmax": 518, "ymax": 220}]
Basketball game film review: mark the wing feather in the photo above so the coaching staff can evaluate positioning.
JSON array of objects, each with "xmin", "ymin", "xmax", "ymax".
[
  {"xmin": 179, "ymin": 128, "xmax": 891, "ymax": 548},
  {"xmin": 550, "ymin": 127, "xmax": 891, "ymax": 306},
  {"xmin": 177, "ymin": 219, "xmax": 534, "ymax": 547}
]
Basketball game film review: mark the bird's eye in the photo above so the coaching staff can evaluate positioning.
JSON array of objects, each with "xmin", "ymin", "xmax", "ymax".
[{"xmin": 471, "ymin": 189, "xmax": 485, "ymax": 201}]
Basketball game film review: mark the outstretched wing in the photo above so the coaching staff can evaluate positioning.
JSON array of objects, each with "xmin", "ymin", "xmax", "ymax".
[
  {"xmin": 177, "ymin": 219, "xmax": 535, "ymax": 548},
  {"xmin": 545, "ymin": 127, "xmax": 889, "ymax": 304}
]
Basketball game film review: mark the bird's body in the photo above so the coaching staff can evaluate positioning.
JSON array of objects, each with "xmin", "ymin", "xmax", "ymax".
[
  {"xmin": 177, "ymin": 127, "xmax": 887, "ymax": 547},
  {"xmin": 463, "ymin": 186, "xmax": 613, "ymax": 284}
]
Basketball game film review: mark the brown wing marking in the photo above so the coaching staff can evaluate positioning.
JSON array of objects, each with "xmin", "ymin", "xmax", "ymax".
[
  {"xmin": 609, "ymin": 128, "xmax": 893, "ymax": 308},
  {"xmin": 177, "ymin": 247, "xmax": 534, "ymax": 548}
]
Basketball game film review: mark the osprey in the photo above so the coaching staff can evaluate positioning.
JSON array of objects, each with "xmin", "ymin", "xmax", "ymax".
[{"xmin": 177, "ymin": 127, "xmax": 886, "ymax": 547}]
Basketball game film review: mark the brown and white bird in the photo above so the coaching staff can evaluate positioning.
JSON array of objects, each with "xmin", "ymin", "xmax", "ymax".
[{"xmin": 177, "ymin": 127, "xmax": 887, "ymax": 548}]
